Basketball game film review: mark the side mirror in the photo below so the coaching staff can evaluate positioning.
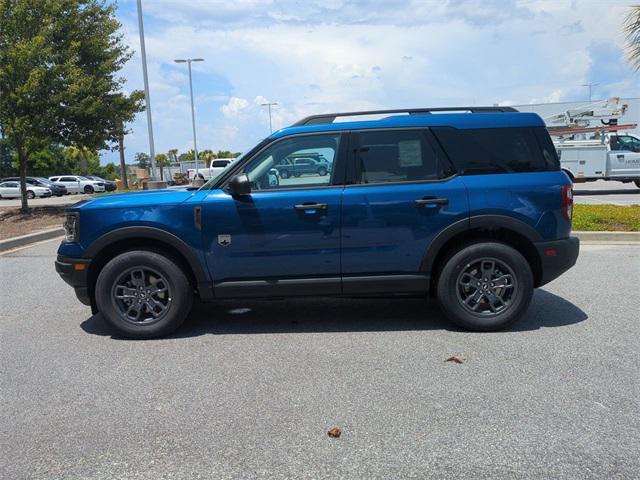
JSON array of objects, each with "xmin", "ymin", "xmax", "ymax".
[{"xmin": 228, "ymin": 173, "xmax": 251, "ymax": 197}]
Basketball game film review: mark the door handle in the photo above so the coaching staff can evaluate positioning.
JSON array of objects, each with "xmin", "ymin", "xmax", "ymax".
[
  {"xmin": 294, "ymin": 202, "xmax": 328, "ymax": 213},
  {"xmin": 415, "ymin": 198, "xmax": 448, "ymax": 207}
]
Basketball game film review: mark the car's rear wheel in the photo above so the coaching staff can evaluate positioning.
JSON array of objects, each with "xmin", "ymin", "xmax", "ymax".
[
  {"xmin": 634, "ymin": 180, "xmax": 640, "ymax": 188},
  {"xmin": 26, "ymin": 190, "xmax": 35, "ymax": 199},
  {"xmin": 280, "ymin": 169, "xmax": 290, "ymax": 179},
  {"xmin": 84, "ymin": 185, "xmax": 94, "ymax": 194},
  {"xmin": 95, "ymin": 250, "xmax": 193, "ymax": 339},
  {"xmin": 437, "ymin": 242, "xmax": 533, "ymax": 331}
]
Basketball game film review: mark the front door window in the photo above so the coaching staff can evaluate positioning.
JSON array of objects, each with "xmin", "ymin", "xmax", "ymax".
[{"xmin": 242, "ymin": 134, "xmax": 339, "ymax": 189}]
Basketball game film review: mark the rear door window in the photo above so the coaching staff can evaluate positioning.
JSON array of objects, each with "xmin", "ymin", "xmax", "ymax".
[
  {"xmin": 352, "ymin": 129, "xmax": 454, "ymax": 184},
  {"xmin": 432, "ymin": 127, "xmax": 548, "ymax": 174}
]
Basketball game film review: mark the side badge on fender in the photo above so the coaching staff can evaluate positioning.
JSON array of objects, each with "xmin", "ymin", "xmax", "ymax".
[{"xmin": 218, "ymin": 234, "xmax": 231, "ymax": 247}]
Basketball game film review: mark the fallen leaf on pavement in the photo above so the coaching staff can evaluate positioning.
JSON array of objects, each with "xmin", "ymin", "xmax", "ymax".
[
  {"xmin": 445, "ymin": 356, "xmax": 464, "ymax": 364},
  {"xmin": 327, "ymin": 426, "xmax": 342, "ymax": 438}
]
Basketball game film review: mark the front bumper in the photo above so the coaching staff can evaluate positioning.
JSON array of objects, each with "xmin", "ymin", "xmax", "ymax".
[
  {"xmin": 534, "ymin": 236, "xmax": 580, "ymax": 286},
  {"xmin": 55, "ymin": 255, "xmax": 91, "ymax": 305}
]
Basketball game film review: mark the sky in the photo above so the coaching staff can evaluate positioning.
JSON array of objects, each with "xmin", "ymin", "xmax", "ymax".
[{"xmin": 104, "ymin": 0, "xmax": 640, "ymax": 164}]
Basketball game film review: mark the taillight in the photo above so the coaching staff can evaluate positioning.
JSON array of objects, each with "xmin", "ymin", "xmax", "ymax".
[{"xmin": 561, "ymin": 184, "xmax": 573, "ymax": 222}]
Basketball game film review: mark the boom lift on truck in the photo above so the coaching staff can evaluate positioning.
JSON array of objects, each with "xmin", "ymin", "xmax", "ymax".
[{"xmin": 544, "ymin": 98, "xmax": 640, "ymax": 187}]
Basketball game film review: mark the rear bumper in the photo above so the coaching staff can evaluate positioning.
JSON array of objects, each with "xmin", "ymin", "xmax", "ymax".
[
  {"xmin": 534, "ymin": 236, "xmax": 580, "ymax": 287},
  {"xmin": 55, "ymin": 255, "xmax": 91, "ymax": 305}
]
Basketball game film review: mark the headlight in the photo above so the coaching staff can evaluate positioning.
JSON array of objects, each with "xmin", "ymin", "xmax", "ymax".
[{"xmin": 63, "ymin": 212, "xmax": 79, "ymax": 243}]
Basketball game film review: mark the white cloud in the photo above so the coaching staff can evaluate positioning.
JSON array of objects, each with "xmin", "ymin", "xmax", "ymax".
[
  {"xmin": 103, "ymin": 0, "xmax": 639, "ymax": 164},
  {"xmin": 221, "ymin": 96, "xmax": 250, "ymax": 117}
]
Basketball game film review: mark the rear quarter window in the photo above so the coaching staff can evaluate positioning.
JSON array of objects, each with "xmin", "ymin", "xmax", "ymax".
[{"xmin": 432, "ymin": 127, "xmax": 555, "ymax": 174}]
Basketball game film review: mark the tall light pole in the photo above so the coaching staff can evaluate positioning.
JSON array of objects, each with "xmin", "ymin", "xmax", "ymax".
[
  {"xmin": 582, "ymin": 82, "xmax": 599, "ymax": 102},
  {"xmin": 136, "ymin": 0, "xmax": 157, "ymax": 179},
  {"xmin": 175, "ymin": 58, "xmax": 204, "ymax": 178},
  {"xmin": 261, "ymin": 102, "xmax": 278, "ymax": 134}
]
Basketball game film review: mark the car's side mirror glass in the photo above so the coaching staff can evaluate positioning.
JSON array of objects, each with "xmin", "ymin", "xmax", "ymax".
[{"xmin": 228, "ymin": 173, "xmax": 251, "ymax": 197}]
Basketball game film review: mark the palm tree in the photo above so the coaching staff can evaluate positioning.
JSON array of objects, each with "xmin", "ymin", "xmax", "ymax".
[
  {"xmin": 624, "ymin": 5, "xmax": 640, "ymax": 71},
  {"xmin": 156, "ymin": 153, "xmax": 170, "ymax": 181}
]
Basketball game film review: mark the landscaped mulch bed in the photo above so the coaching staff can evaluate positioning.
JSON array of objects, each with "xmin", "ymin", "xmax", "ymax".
[{"xmin": 0, "ymin": 206, "xmax": 66, "ymax": 240}]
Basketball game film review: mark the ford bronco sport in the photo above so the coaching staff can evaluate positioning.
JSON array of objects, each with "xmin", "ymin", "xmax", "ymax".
[{"xmin": 55, "ymin": 107, "xmax": 579, "ymax": 339}]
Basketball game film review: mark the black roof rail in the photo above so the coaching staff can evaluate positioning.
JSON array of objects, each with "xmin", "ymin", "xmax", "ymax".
[{"xmin": 292, "ymin": 106, "xmax": 519, "ymax": 126}]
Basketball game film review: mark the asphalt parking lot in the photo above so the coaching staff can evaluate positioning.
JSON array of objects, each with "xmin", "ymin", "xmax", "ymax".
[
  {"xmin": 574, "ymin": 180, "xmax": 640, "ymax": 205},
  {"xmin": 1, "ymin": 240, "xmax": 639, "ymax": 479},
  {"xmin": 0, "ymin": 193, "xmax": 94, "ymax": 208}
]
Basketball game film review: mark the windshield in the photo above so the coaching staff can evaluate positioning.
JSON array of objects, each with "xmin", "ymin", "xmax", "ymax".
[{"xmin": 78, "ymin": 176, "xmax": 90, "ymax": 180}]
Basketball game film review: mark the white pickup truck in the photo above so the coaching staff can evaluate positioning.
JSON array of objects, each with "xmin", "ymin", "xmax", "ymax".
[
  {"xmin": 556, "ymin": 133, "xmax": 640, "ymax": 187},
  {"xmin": 187, "ymin": 159, "xmax": 234, "ymax": 181}
]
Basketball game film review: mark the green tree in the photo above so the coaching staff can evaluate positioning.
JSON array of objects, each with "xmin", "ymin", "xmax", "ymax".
[
  {"xmin": 135, "ymin": 152, "xmax": 150, "ymax": 170},
  {"xmin": 0, "ymin": 0, "xmax": 138, "ymax": 211},
  {"xmin": 112, "ymin": 91, "xmax": 144, "ymax": 189},
  {"xmin": 155, "ymin": 153, "xmax": 170, "ymax": 181},
  {"xmin": 217, "ymin": 150, "xmax": 241, "ymax": 159},
  {"xmin": 167, "ymin": 149, "xmax": 179, "ymax": 163},
  {"xmin": 99, "ymin": 162, "xmax": 117, "ymax": 180},
  {"xmin": 180, "ymin": 149, "xmax": 196, "ymax": 162},
  {"xmin": 624, "ymin": 6, "xmax": 640, "ymax": 71}
]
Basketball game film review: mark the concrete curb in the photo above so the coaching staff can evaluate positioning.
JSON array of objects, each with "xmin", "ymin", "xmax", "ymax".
[
  {"xmin": 0, "ymin": 227, "xmax": 64, "ymax": 252},
  {"xmin": 573, "ymin": 231, "xmax": 640, "ymax": 242}
]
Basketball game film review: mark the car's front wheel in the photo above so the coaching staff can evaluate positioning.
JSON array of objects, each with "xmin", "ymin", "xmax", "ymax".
[
  {"xmin": 26, "ymin": 190, "xmax": 35, "ymax": 199},
  {"xmin": 437, "ymin": 242, "xmax": 533, "ymax": 331},
  {"xmin": 279, "ymin": 169, "xmax": 290, "ymax": 179},
  {"xmin": 318, "ymin": 166, "xmax": 328, "ymax": 176},
  {"xmin": 84, "ymin": 185, "xmax": 94, "ymax": 194},
  {"xmin": 95, "ymin": 250, "xmax": 194, "ymax": 339}
]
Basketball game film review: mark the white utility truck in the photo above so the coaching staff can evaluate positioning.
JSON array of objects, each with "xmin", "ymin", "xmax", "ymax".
[
  {"xmin": 545, "ymin": 98, "xmax": 640, "ymax": 188},
  {"xmin": 555, "ymin": 133, "xmax": 640, "ymax": 187}
]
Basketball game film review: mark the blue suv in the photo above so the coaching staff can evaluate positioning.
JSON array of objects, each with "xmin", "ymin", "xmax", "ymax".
[{"xmin": 55, "ymin": 107, "xmax": 579, "ymax": 339}]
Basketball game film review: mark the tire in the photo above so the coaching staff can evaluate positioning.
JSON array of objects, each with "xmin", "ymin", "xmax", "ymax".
[
  {"xmin": 26, "ymin": 190, "xmax": 35, "ymax": 199},
  {"xmin": 436, "ymin": 242, "xmax": 533, "ymax": 331},
  {"xmin": 280, "ymin": 169, "xmax": 290, "ymax": 179},
  {"xmin": 84, "ymin": 185, "xmax": 94, "ymax": 194},
  {"xmin": 95, "ymin": 250, "xmax": 193, "ymax": 339},
  {"xmin": 634, "ymin": 180, "xmax": 640, "ymax": 189},
  {"xmin": 318, "ymin": 167, "xmax": 327, "ymax": 176}
]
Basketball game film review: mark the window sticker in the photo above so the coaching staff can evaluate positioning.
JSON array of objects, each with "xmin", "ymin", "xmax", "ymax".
[{"xmin": 398, "ymin": 140, "xmax": 423, "ymax": 167}]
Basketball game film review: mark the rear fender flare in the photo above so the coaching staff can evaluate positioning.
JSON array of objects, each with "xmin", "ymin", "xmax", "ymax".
[{"xmin": 421, "ymin": 215, "xmax": 543, "ymax": 273}]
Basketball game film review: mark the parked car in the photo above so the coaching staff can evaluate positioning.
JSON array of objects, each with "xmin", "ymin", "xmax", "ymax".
[
  {"xmin": 84, "ymin": 175, "xmax": 117, "ymax": 192},
  {"xmin": 1, "ymin": 176, "xmax": 67, "ymax": 196},
  {"xmin": 275, "ymin": 156, "xmax": 331, "ymax": 179},
  {"xmin": 0, "ymin": 181, "xmax": 51, "ymax": 199},
  {"xmin": 55, "ymin": 106, "xmax": 579, "ymax": 339},
  {"xmin": 49, "ymin": 175, "xmax": 106, "ymax": 194}
]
